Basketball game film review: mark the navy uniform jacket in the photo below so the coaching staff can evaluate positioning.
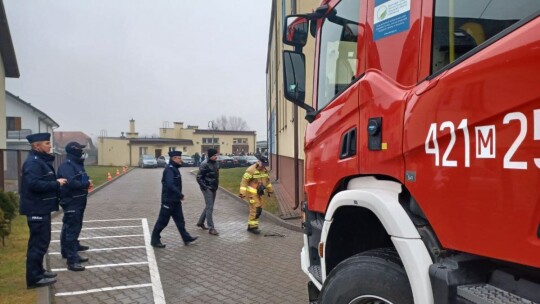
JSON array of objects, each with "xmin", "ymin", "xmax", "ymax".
[
  {"xmin": 58, "ymin": 155, "xmax": 90, "ymax": 210},
  {"xmin": 161, "ymin": 164, "xmax": 184, "ymax": 203},
  {"xmin": 19, "ymin": 150, "xmax": 60, "ymax": 215}
]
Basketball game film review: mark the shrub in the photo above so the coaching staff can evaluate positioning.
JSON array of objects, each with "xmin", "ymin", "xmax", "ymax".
[
  {"xmin": 6, "ymin": 192, "xmax": 19, "ymax": 211},
  {"xmin": 0, "ymin": 192, "xmax": 16, "ymax": 221}
]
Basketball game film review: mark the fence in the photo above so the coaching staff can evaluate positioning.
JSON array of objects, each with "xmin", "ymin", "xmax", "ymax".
[{"xmin": 1, "ymin": 149, "xmax": 66, "ymax": 193}]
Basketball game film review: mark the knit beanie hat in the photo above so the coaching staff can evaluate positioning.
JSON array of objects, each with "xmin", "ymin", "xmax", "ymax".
[{"xmin": 207, "ymin": 148, "xmax": 218, "ymax": 158}]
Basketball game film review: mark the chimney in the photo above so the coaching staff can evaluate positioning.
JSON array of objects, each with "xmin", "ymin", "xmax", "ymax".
[
  {"xmin": 129, "ymin": 119, "xmax": 135, "ymax": 133},
  {"xmin": 126, "ymin": 118, "xmax": 139, "ymax": 138}
]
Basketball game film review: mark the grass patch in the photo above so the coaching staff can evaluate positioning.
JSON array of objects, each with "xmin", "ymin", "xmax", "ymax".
[
  {"xmin": 0, "ymin": 215, "xmax": 36, "ymax": 303},
  {"xmin": 86, "ymin": 165, "xmax": 127, "ymax": 188},
  {"xmin": 218, "ymin": 167, "xmax": 279, "ymax": 215}
]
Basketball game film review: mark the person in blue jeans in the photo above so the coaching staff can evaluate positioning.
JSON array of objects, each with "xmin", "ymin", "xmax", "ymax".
[
  {"xmin": 20, "ymin": 133, "xmax": 67, "ymax": 288},
  {"xmin": 151, "ymin": 151, "xmax": 198, "ymax": 248},
  {"xmin": 58, "ymin": 142, "xmax": 93, "ymax": 271}
]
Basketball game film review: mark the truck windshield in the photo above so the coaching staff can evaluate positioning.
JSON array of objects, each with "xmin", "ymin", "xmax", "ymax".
[{"xmin": 317, "ymin": 0, "xmax": 360, "ymax": 110}]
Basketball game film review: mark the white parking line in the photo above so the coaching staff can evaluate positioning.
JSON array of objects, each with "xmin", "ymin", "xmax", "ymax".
[
  {"xmin": 50, "ymin": 234, "xmax": 143, "ymax": 242},
  {"xmin": 142, "ymin": 218, "xmax": 166, "ymax": 304},
  {"xmin": 51, "ymin": 225, "xmax": 141, "ymax": 233},
  {"xmin": 52, "ymin": 261, "xmax": 148, "ymax": 272},
  {"xmin": 49, "ymin": 245, "xmax": 146, "ymax": 255},
  {"xmin": 52, "ymin": 218, "xmax": 143, "ymax": 224},
  {"xmin": 55, "ymin": 283, "xmax": 152, "ymax": 297},
  {"xmin": 50, "ymin": 218, "xmax": 165, "ymax": 302}
]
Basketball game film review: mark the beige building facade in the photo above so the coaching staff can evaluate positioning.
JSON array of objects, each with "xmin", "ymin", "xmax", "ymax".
[
  {"xmin": 98, "ymin": 120, "xmax": 257, "ymax": 166},
  {"xmin": 266, "ymin": 0, "xmax": 318, "ymax": 209}
]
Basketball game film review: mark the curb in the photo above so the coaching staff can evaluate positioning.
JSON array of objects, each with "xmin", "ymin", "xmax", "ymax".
[
  {"xmin": 219, "ymin": 186, "xmax": 303, "ymax": 232},
  {"xmin": 189, "ymin": 170, "xmax": 303, "ymax": 233}
]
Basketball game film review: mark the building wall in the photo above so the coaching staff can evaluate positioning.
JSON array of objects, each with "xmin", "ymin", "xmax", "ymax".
[
  {"xmin": 267, "ymin": 0, "xmax": 319, "ymax": 204},
  {"xmin": 5, "ymin": 94, "xmax": 58, "ymax": 149},
  {"xmin": 160, "ymin": 124, "xmax": 257, "ymax": 155},
  {"xmin": 98, "ymin": 137, "xmax": 130, "ymax": 167},
  {"xmin": 0, "ymin": 56, "xmax": 5, "ymax": 150}
]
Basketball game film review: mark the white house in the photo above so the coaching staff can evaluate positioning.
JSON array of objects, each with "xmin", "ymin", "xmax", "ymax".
[{"xmin": 6, "ymin": 91, "xmax": 59, "ymax": 150}]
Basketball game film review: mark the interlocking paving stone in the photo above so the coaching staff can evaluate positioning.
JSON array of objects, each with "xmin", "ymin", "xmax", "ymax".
[{"xmin": 50, "ymin": 167, "xmax": 307, "ymax": 303}]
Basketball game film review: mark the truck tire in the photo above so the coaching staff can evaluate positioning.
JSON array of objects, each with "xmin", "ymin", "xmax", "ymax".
[{"xmin": 319, "ymin": 248, "xmax": 413, "ymax": 304}]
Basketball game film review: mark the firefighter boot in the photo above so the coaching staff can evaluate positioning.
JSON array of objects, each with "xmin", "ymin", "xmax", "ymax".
[{"xmin": 247, "ymin": 226, "xmax": 261, "ymax": 234}]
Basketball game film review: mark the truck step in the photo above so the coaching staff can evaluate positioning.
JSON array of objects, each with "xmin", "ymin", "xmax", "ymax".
[
  {"xmin": 308, "ymin": 265, "xmax": 322, "ymax": 282},
  {"xmin": 457, "ymin": 284, "xmax": 537, "ymax": 304}
]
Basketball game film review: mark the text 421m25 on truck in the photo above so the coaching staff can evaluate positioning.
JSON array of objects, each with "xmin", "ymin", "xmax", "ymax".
[{"xmin": 282, "ymin": 0, "xmax": 540, "ymax": 303}]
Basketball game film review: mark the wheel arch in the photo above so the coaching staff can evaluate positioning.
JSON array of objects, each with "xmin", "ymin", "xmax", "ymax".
[{"xmin": 320, "ymin": 176, "xmax": 434, "ymax": 304}]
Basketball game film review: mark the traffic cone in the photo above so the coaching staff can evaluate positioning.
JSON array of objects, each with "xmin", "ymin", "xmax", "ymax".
[
  {"xmin": 122, "ymin": 166, "xmax": 127, "ymax": 174},
  {"xmin": 116, "ymin": 169, "xmax": 120, "ymax": 176},
  {"xmin": 107, "ymin": 172, "xmax": 112, "ymax": 181}
]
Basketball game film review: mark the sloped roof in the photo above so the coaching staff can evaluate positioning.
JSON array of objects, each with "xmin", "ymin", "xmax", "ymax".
[
  {"xmin": 54, "ymin": 131, "xmax": 95, "ymax": 150},
  {"xmin": 0, "ymin": 2, "xmax": 19, "ymax": 77},
  {"xmin": 6, "ymin": 91, "xmax": 59, "ymax": 127}
]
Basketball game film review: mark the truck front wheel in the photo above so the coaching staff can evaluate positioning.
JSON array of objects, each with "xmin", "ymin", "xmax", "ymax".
[{"xmin": 319, "ymin": 248, "xmax": 413, "ymax": 304}]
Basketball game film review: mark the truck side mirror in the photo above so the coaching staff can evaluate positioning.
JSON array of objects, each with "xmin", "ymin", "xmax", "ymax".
[
  {"xmin": 283, "ymin": 50, "xmax": 316, "ymax": 121},
  {"xmin": 283, "ymin": 15, "xmax": 309, "ymax": 47}
]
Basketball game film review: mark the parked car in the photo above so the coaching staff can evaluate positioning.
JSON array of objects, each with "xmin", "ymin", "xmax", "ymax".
[
  {"xmin": 233, "ymin": 155, "xmax": 248, "ymax": 167},
  {"xmin": 181, "ymin": 156, "xmax": 195, "ymax": 167},
  {"xmin": 157, "ymin": 155, "xmax": 169, "ymax": 167},
  {"xmin": 245, "ymin": 155, "xmax": 259, "ymax": 166},
  {"xmin": 139, "ymin": 155, "xmax": 157, "ymax": 168},
  {"xmin": 217, "ymin": 155, "xmax": 235, "ymax": 168}
]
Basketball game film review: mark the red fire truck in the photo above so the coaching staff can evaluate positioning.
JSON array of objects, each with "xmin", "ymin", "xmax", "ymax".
[{"xmin": 281, "ymin": 0, "xmax": 540, "ymax": 303}]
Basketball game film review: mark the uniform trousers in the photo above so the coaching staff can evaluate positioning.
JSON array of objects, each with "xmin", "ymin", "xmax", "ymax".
[
  {"xmin": 26, "ymin": 214, "xmax": 51, "ymax": 286},
  {"xmin": 60, "ymin": 209, "xmax": 84, "ymax": 264},
  {"xmin": 151, "ymin": 202, "xmax": 192, "ymax": 244},
  {"xmin": 247, "ymin": 195, "xmax": 263, "ymax": 229}
]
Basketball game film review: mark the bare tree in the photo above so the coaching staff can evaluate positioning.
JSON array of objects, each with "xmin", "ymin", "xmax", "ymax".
[
  {"xmin": 214, "ymin": 115, "xmax": 228, "ymax": 130},
  {"xmin": 212, "ymin": 115, "xmax": 249, "ymax": 131}
]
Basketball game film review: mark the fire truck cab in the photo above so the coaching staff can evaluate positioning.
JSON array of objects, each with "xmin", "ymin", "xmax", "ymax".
[{"xmin": 282, "ymin": 0, "xmax": 540, "ymax": 303}]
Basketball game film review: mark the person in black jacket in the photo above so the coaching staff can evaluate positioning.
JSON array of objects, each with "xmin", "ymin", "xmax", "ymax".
[
  {"xmin": 19, "ymin": 133, "xmax": 67, "ymax": 289},
  {"xmin": 58, "ymin": 142, "xmax": 93, "ymax": 271},
  {"xmin": 196, "ymin": 148, "xmax": 220, "ymax": 236},
  {"xmin": 151, "ymin": 151, "xmax": 198, "ymax": 248}
]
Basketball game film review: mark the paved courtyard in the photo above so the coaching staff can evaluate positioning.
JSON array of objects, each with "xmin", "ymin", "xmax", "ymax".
[{"xmin": 47, "ymin": 167, "xmax": 307, "ymax": 303}]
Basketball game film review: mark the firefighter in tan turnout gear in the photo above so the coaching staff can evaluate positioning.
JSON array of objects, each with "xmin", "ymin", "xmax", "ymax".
[{"xmin": 239, "ymin": 156, "xmax": 273, "ymax": 234}]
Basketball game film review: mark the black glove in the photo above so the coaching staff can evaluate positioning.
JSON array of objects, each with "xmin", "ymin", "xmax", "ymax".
[
  {"xmin": 257, "ymin": 184, "xmax": 266, "ymax": 196},
  {"xmin": 200, "ymin": 185, "xmax": 207, "ymax": 191}
]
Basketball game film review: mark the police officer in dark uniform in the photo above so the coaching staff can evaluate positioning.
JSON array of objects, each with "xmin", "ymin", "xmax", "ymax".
[
  {"xmin": 151, "ymin": 151, "xmax": 198, "ymax": 248},
  {"xmin": 58, "ymin": 141, "xmax": 93, "ymax": 271},
  {"xmin": 20, "ymin": 133, "xmax": 67, "ymax": 289}
]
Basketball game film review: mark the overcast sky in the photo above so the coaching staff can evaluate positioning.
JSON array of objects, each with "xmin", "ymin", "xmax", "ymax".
[{"xmin": 4, "ymin": 0, "xmax": 271, "ymax": 140}]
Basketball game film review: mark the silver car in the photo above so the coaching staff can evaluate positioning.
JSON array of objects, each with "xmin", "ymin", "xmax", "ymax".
[{"xmin": 138, "ymin": 155, "xmax": 157, "ymax": 168}]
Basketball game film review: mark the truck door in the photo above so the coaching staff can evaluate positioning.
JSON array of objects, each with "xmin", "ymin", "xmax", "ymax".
[{"xmin": 404, "ymin": 0, "xmax": 540, "ymax": 268}]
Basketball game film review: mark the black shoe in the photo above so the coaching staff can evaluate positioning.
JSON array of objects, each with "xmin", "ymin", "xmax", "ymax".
[
  {"xmin": 77, "ymin": 256, "xmax": 89, "ymax": 263},
  {"xmin": 27, "ymin": 277, "xmax": 57, "ymax": 289},
  {"xmin": 78, "ymin": 245, "xmax": 90, "ymax": 251},
  {"xmin": 43, "ymin": 271, "xmax": 57, "ymax": 278},
  {"xmin": 196, "ymin": 223, "xmax": 209, "ymax": 230},
  {"xmin": 151, "ymin": 242, "xmax": 166, "ymax": 248},
  {"xmin": 68, "ymin": 263, "xmax": 85, "ymax": 271},
  {"xmin": 247, "ymin": 227, "xmax": 261, "ymax": 235},
  {"xmin": 184, "ymin": 236, "xmax": 198, "ymax": 245}
]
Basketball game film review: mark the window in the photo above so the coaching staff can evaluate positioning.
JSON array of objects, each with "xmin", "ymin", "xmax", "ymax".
[
  {"xmin": 202, "ymin": 138, "xmax": 219, "ymax": 144},
  {"xmin": 6, "ymin": 117, "xmax": 21, "ymax": 131},
  {"xmin": 432, "ymin": 0, "xmax": 539, "ymax": 74},
  {"xmin": 233, "ymin": 138, "xmax": 248, "ymax": 144},
  {"xmin": 139, "ymin": 147, "xmax": 148, "ymax": 155},
  {"xmin": 317, "ymin": 0, "xmax": 360, "ymax": 110}
]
